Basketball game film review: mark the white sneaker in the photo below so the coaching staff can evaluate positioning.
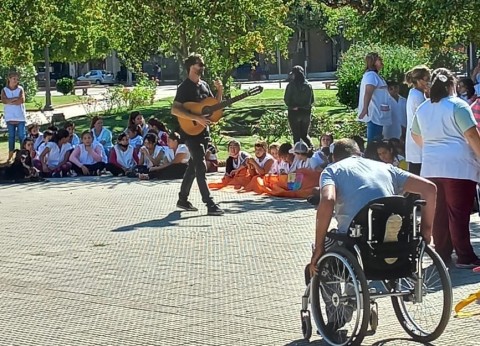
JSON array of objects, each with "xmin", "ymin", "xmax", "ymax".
[{"xmin": 384, "ymin": 214, "xmax": 402, "ymax": 264}]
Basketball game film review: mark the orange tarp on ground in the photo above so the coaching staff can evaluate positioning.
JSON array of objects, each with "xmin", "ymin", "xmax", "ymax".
[{"xmin": 208, "ymin": 168, "xmax": 320, "ymax": 199}]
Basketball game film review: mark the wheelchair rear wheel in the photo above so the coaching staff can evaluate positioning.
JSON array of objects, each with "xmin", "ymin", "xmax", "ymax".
[
  {"xmin": 311, "ymin": 247, "xmax": 370, "ymax": 346},
  {"xmin": 391, "ymin": 244, "xmax": 452, "ymax": 342}
]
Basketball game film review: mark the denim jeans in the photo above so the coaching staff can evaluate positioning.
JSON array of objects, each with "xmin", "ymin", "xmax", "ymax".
[
  {"xmin": 366, "ymin": 121, "xmax": 383, "ymax": 143},
  {"xmin": 179, "ymin": 137, "xmax": 213, "ymax": 205},
  {"xmin": 7, "ymin": 121, "xmax": 26, "ymax": 152}
]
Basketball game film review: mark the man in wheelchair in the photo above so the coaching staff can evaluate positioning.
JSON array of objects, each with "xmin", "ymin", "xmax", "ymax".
[
  {"xmin": 301, "ymin": 139, "xmax": 452, "ymax": 345},
  {"xmin": 307, "ymin": 138, "xmax": 437, "ymax": 279}
]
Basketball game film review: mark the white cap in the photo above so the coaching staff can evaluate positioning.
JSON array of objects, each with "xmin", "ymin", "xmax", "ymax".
[{"xmin": 289, "ymin": 140, "xmax": 309, "ymax": 154}]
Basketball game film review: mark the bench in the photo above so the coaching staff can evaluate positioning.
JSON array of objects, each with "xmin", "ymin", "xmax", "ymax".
[
  {"xmin": 324, "ymin": 81, "xmax": 337, "ymax": 90},
  {"xmin": 72, "ymin": 81, "xmax": 92, "ymax": 96},
  {"xmin": 51, "ymin": 113, "xmax": 66, "ymax": 127}
]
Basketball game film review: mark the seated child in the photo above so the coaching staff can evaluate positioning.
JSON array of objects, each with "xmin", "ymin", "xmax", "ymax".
[
  {"xmin": 132, "ymin": 133, "xmax": 165, "ymax": 176},
  {"xmin": 27, "ymin": 122, "xmax": 42, "ymax": 143},
  {"xmin": 34, "ymin": 129, "xmax": 73, "ymax": 178},
  {"xmin": 147, "ymin": 118, "xmax": 169, "ymax": 146},
  {"xmin": 139, "ymin": 132, "xmax": 189, "ymax": 180},
  {"xmin": 205, "ymin": 141, "xmax": 218, "ymax": 173},
  {"xmin": 64, "ymin": 121, "xmax": 80, "ymax": 148},
  {"xmin": 106, "ymin": 133, "xmax": 139, "ymax": 176},
  {"xmin": 127, "ymin": 124, "xmax": 144, "ymax": 149},
  {"xmin": 69, "ymin": 130, "xmax": 106, "ymax": 176},
  {"xmin": 289, "ymin": 140, "xmax": 314, "ymax": 172},
  {"xmin": 127, "ymin": 111, "xmax": 149, "ymax": 138},
  {"xmin": 225, "ymin": 140, "xmax": 250, "ymax": 177},
  {"xmin": 35, "ymin": 130, "xmax": 54, "ymax": 158},
  {"xmin": 268, "ymin": 143, "xmax": 280, "ymax": 174},
  {"xmin": 22, "ymin": 138, "xmax": 36, "ymax": 160},
  {"xmin": 376, "ymin": 140, "xmax": 408, "ymax": 170},
  {"xmin": 246, "ymin": 140, "xmax": 274, "ymax": 176},
  {"xmin": 277, "ymin": 143, "xmax": 295, "ymax": 174}
]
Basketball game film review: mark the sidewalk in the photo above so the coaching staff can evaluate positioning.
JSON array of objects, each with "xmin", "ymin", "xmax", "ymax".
[
  {"xmin": 21, "ymin": 85, "xmax": 179, "ymax": 126},
  {"xmin": 0, "ymin": 176, "xmax": 479, "ymax": 345}
]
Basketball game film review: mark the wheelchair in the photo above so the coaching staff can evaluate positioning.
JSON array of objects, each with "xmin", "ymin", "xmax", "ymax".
[{"xmin": 300, "ymin": 196, "xmax": 452, "ymax": 345}]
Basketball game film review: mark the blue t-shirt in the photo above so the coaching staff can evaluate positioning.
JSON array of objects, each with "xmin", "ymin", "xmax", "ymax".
[{"xmin": 321, "ymin": 156, "xmax": 411, "ymax": 233}]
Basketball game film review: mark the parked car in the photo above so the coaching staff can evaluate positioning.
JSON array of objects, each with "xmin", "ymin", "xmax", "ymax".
[{"xmin": 77, "ymin": 70, "xmax": 115, "ymax": 85}]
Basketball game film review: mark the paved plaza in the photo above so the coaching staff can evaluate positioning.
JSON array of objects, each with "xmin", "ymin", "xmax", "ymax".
[{"xmin": 1, "ymin": 174, "xmax": 480, "ymax": 345}]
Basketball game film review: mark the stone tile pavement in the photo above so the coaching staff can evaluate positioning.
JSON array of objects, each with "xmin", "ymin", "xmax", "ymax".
[{"xmin": 1, "ymin": 174, "xmax": 480, "ymax": 345}]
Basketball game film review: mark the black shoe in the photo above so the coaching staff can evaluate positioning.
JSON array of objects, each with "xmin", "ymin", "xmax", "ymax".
[
  {"xmin": 207, "ymin": 203, "xmax": 224, "ymax": 216},
  {"xmin": 176, "ymin": 200, "xmax": 198, "ymax": 211},
  {"xmin": 307, "ymin": 194, "xmax": 320, "ymax": 206}
]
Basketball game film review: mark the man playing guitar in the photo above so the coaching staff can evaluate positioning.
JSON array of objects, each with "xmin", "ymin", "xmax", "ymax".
[{"xmin": 171, "ymin": 54, "xmax": 224, "ymax": 216}]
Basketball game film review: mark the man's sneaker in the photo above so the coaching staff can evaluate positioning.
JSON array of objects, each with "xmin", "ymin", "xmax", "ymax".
[
  {"xmin": 176, "ymin": 200, "xmax": 198, "ymax": 211},
  {"xmin": 455, "ymin": 258, "xmax": 480, "ymax": 269},
  {"xmin": 384, "ymin": 214, "xmax": 403, "ymax": 264},
  {"xmin": 207, "ymin": 203, "xmax": 224, "ymax": 216}
]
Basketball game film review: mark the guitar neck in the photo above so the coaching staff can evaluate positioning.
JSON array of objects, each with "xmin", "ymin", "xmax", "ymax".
[{"xmin": 209, "ymin": 92, "xmax": 252, "ymax": 112}]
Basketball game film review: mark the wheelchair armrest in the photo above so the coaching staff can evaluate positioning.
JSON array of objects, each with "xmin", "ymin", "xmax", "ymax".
[
  {"xmin": 327, "ymin": 232, "xmax": 351, "ymax": 242},
  {"xmin": 369, "ymin": 203, "xmax": 385, "ymax": 211}
]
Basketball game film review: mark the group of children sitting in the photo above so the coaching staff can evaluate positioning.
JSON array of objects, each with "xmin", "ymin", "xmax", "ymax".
[{"xmin": 1, "ymin": 111, "xmax": 219, "ymax": 182}]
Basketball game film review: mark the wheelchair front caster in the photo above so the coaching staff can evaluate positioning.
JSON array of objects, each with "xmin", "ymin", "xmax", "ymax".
[
  {"xmin": 369, "ymin": 303, "xmax": 378, "ymax": 333},
  {"xmin": 301, "ymin": 310, "xmax": 312, "ymax": 340}
]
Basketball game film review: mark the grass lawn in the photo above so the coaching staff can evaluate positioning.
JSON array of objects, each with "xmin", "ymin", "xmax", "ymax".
[
  {"xmin": 0, "ymin": 89, "xmax": 350, "ymax": 161},
  {"xmin": 0, "ymin": 94, "xmax": 83, "ymax": 112}
]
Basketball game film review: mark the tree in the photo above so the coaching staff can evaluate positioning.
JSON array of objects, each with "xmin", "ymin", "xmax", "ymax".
[
  {"xmin": 106, "ymin": 0, "xmax": 293, "ymax": 88},
  {"xmin": 0, "ymin": 0, "xmax": 110, "ymax": 66}
]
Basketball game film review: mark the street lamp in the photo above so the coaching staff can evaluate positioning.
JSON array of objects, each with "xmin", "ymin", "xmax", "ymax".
[
  {"xmin": 337, "ymin": 18, "xmax": 345, "ymax": 55},
  {"xmin": 44, "ymin": 45, "xmax": 53, "ymax": 111},
  {"xmin": 275, "ymin": 35, "xmax": 282, "ymax": 89}
]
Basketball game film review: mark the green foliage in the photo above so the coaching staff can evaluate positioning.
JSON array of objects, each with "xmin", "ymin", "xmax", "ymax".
[
  {"xmin": 125, "ymin": 73, "xmax": 157, "ymax": 110},
  {"xmin": 310, "ymin": 110, "xmax": 365, "ymax": 139},
  {"xmin": 0, "ymin": 1, "xmax": 110, "ymax": 65},
  {"xmin": 336, "ymin": 43, "xmax": 429, "ymax": 109},
  {"xmin": 251, "ymin": 109, "xmax": 291, "ymax": 144},
  {"xmin": 0, "ymin": 63, "xmax": 38, "ymax": 102},
  {"xmin": 107, "ymin": 0, "xmax": 292, "ymax": 92},
  {"xmin": 56, "ymin": 78, "xmax": 75, "ymax": 95},
  {"xmin": 209, "ymin": 118, "xmax": 227, "ymax": 148}
]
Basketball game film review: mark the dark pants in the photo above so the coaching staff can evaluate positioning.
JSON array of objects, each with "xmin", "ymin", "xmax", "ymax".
[
  {"xmin": 430, "ymin": 178, "xmax": 478, "ymax": 264},
  {"xmin": 287, "ymin": 109, "xmax": 312, "ymax": 147},
  {"xmin": 408, "ymin": 162, "xmax": 422, "ymax": 175},
  {"xmin": 149, "ymin": 163, "xmax": 188, "ymax": 180},
  {"xmin": 71, "ymin": 162, "xmax": 106, "ymax": 176},
  {"xmin": 179, "ymin": 137, "xmax": 213, "ymax": 205},
  {"xmin": 106, "ymin": 163, "xmax": 125, "ymax": 176}
]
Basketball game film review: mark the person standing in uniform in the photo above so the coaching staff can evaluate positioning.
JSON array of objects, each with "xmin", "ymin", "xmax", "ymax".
[{"xmin": 171, "ymin": 54, "xmax": 224, "ymax": 216}]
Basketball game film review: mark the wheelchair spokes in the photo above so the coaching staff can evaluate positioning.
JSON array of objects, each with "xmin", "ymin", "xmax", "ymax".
[
  {"xmin": 311, "ymin": 248, "xmax": 370, "ymax": 346},
  {"xmin": 391, "ymin": 245, "xmax": 452, "ymax": 342}
]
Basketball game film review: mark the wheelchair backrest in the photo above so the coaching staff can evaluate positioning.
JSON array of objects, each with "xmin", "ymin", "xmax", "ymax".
[{"xmin": 349, "ymin": 196, "xmax": 415, "ymax": 244}]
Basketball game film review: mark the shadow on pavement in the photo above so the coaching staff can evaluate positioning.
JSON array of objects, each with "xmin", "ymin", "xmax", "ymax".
[
  {"xmin": 371, "ymin": 338, "xmax": 434, "ymax": 345},
  {"xmin": 220, "ymin": 197, "xmax": 312, "ymax": 214},
  {"xmin": 111, "ymin": 211, "xmax": 211, "ymax": 232},
  {"xmin": 284, "ymin": 337, "xmax": 434, "ymax": 346},
  {"xmin": 283, "ymin": 339, "xmax": 324, "ymax": 346}
]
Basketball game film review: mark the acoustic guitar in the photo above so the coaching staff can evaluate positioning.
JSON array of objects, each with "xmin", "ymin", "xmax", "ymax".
[{"xmin": 177, "ymin": 86, "xmax": 263, "ymax": 136}]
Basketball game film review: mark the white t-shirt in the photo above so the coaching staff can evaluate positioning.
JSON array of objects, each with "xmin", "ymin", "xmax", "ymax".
[
  {"xmin": 164, "ymin": 144, "xmax": 190, "ymax": 164},
  {"xmin": 45, "ymin": 142, "xmax": 72, "ymax": 167},
  {"xmin": 357, "ymin": 71, "xmax": 392, "ymax": 126},
  {"xmin": 383, "ymin": 95, "xmax": 407, "ymax": 139},
  {"xmin": 405, "ymin": 88, "xmax": 425, "ymax": 163},
  {"xmin": 3, "ymin": 86, "xmax": 26, "ymax": 122},
  {"xmin": 310, "ymin": 150, "xmax": 328, "ymax": 170},
  {"xmin": 290, "ymin": 157, "xmax": 312, "ymax": 172},
  {"xmin": 139, "ymin": 145, "xmax": 164, "ymax": 168}
]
